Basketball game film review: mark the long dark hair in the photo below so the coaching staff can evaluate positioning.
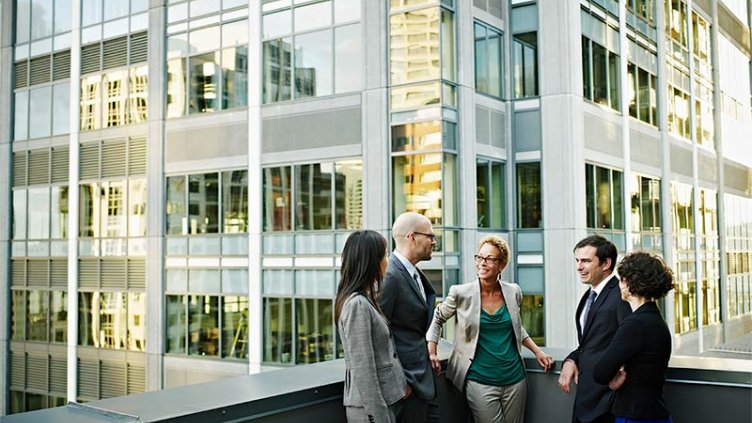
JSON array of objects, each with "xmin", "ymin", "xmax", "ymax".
[{"xmin": 334, "ymin": 230, "xmax": 388, "ymax": 322}]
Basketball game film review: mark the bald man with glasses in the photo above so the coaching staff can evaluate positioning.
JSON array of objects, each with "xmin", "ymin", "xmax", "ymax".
[{"xmin": 380, "ymin": 212, "xmax": 439, "ymax": 423}]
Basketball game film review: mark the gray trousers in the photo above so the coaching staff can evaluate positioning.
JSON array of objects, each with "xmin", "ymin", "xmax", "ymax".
[
  {"xmin": 465, "ymin": 378, "xmax": 528, "ymax": 423},
  {"xmin": 345, "ymin": 405, "xmax": 396, "ymax": 423}
]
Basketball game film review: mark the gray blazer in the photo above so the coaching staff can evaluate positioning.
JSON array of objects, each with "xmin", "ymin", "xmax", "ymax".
[
  {"xmin": 380, "ymin": 254, "xmax": 437, "ymax": 400},
  {"xmin": 339, "ymin": 293, "xmax": 407, "ymax": 422},
  {"xmin": 426, "ymin": 280, "xmax": 529, "ymax": 391}
]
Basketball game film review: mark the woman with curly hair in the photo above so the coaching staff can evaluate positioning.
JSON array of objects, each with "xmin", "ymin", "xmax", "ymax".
[{"xmin": 593, "ymin": 252, "xmax": 675, "ymax": 423}]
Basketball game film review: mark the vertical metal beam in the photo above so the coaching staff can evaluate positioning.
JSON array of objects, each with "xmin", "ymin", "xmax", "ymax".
[
  {"xmin": 247, "ymin": 0, "xmax": 263, "ymax": 374},
  {"xmin": 619, "ymin": 0, "xmax": 632, "ymax": 251},
  {"xmin": 68, "ymin": 0, "xmax": 82, "ymax": 403}
]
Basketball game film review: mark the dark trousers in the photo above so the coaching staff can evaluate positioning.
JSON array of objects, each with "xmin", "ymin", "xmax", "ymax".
[
  {"xmin": 394, "ymin": 395, "xmax": 440, "ymax": 423},
  {"xmin": 574, "ymin": 412, "xmax": 616, "ymax": 423}
]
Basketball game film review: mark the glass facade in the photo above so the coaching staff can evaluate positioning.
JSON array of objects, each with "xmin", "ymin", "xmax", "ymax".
[{"xmin": 2, "ymin": 0, "xmax": 751, "ymax": 413}]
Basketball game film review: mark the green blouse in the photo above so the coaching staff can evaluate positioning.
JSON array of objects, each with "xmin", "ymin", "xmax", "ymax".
[{"xmin": 466, "ymin": 303, "xmax": 525, "ymax": 387}]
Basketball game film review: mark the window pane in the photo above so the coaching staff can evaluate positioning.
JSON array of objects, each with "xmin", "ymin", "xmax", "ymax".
[
  {"xmin": 221, "ymin": 46, "xmax": 249, "ymax": 109},
  {"xmin": 294, "ymin": 29, "xmax": 332, "ymax": 98},
  {"xmin": 104, "ymin": 0, "xmax": 130, "ymax": 21},
  {"xmin": 31, "ymin": 0, "xmax": 54, "ymax": 40},
  {"xmin": 263, "ymin": 167, "xmax": 292, "ymax": 231},
  {"xmin": 334, "ymin": 0, "xmax": 360, "ymax": 23},
  {"xmin": 516, "ymin": 162, "xmax": 541, "ymax": 228},
  {"xmin": 475, "ymin": 24, "xmax": 489, "ymax": 94},
  {"xmin": 81, "ymin": 75, "xmax": 102, "ymax": 131},
  {"xmin": 391, "ymin": 121, "xmax": 442, "ymax": 152},
  {"xmin": 190, "ymin": 0, "xmax": 220, "ymax": 18},
  {"xmin": 129, "ymin": 66, "xmax": 149, "ymax": 124},
  {"xmin": 55, "ymin": 0, "xmax": 72, "ymax": 33},
  {"xmin": 390, "ymin": 8, "xmax": 440, "ymax": 85},
  {"xmin": 390, "ymin": 81, "xmax": 441, "ymax": 110},
  {"xmin": 12, "ymin": 290, "xmax": 26, "ymax": 340},
  {"xmin": 102, "ymin": 69, "xmax": 128, "ymax": 128},
  {"xmin": 27, "ymin": 188, "xmax": 50, "ymax": 239},
  {"xmin": 166, "ymin": 295, "xmax": 186, "ymax": 353},
  {"xmin": 440, "ymin": 9, "xmax": 455, "ymax": 81},
  {"xmin": 334, "ymin": 160, "xmax": 363, "ymax": 230},
  {"xmin": 334, "ymin": 23, "xmax": 361, "ymax": 94},
  {"xmin": 262, "ymin": 10, "xmax": 291, "ymax": 39},
  {"xmin": 263, "ymin": 38, "xmax": 293, "ymax": 103},
  {"xmin": 592, "ymin": 42, "xmax": 608, "ymax": 105},
  {"xmin": 296, "ymin": 298, "xmax": 334, "ymax": 364},
  {"xmin": 222, "ymin": 296, "xmax": 248, "ymax": 359},
  {"xmin": 222, "ymin": 19, "xmax": 249, "ymax": 47},
  {"xmin": 487, "ymin": 27, "xmax": 502, "ymax": 98},
  {"xmin": 50, "ymin": 186, "xmax": 69, "ymax": 239},
  {"xmin": 50, "ymin": 291, "xmax": 68, "ymax": 343},
  {"xmin": 16, "ymin": 0, "xmax": 31, "ymax": 43},
  {"xmin": 263, "ymin": 297, "xmax": 292, "ymax": 363},
  {"xmin": 189, "ymin": 52, "xmax": 220, "ymax": 114},
  {"xmin": 476, "ymin": 161, "xmax": 490, "ymax": 228},
  {"xmin": 128, "ymin": 179, "xmax": 147, "ymax": 237},
  {"xmin": 223, "ymin": 170, "xmax": 248, "ymax": 233},
  {"xmin": 595, "ymin": 166, "xmax": 612, "ymax": 228},
  {"xmin": 188, "ymin": 295, "xmax": 219, "ymax": 356},
  {"xmin": 490, "ymin": 162, "xmax": 504, "ymax": 228},
  {"xmin": 78, "ymin": 292, "xmax": 95, "ymax": 346},
  {"xmin": 392, "ymin": 153, "xmax": 444, "ymax": 226},
  {"xmin": 52, "ymin": 82, "xmax": 70, "ymax": 135},
  {"xmin": 443, "ymin": 154, "xmax": 457, "ymax": 226},
  {"xmin": 79, "ymin": 183, "xmax": 101, "ymax": 237},
  {"xmin": 27, "ymin": 290, "xmax": 49, "ymax": 341},
  {"xmin": 586, "ymin": 164, "xmax": 595, "ymax": 228},
  {"xmin": 100, "ymin": 181, "xmax": 126, "ymax": 238},
  {"xmin": 14, "ymin": 91, "xmax": 29, "ymax": 141},
  {"xmin": 295, "ymin": 163, "xmax": 333, "ymax": 230},
  {"xmin": 294, "ymin": 1, "xmax": 331, "ymax": 32},
  {"xmin": 13, "ymin": 190, "xmax": 27, "ymax": 240},
  {"xmin": 166, "ymin": 58, "xmax": 187, "ymax": 118},
  {"xmin": 166, "ymin": 176, "xmax": 186, "ymax": 235},
  {"xmin": 188, "ymin": 173, "xmax": 219, "ymax": 234},
  {"xmin": 608, "ymin": 52, "xmax": 620, "ymax": 110},
  {"xmin": 99, "ymin": 292, "xmax": 127, "ymax": 349},
  {"xmin": 128, "ymin": 292, "xmax": 146, "ymax": 351},
  {"xmin": 82, "ymin": 0, "xmax": 103, "ymax": 26},
  {"xmin": 582, "ymin": 37, "xmax": 591, "ymax": 99},
  {"xmin": 612, "ymin": 170, "xmax": 624, "ymax": 230},
  {"xmin": 29, "ymin": 86, "xmax": 52, "ymax": 138}
]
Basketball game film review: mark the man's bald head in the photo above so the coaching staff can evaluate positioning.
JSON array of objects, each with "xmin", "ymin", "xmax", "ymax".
[{"xmin": 392, "ymin": 212, "xmax": 435, "ymax": 264}]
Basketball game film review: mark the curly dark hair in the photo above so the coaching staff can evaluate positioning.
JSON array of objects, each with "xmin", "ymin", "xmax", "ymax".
[{"xmin": 617, "ymin": 252, "xmax": 675, "ymax": 300}]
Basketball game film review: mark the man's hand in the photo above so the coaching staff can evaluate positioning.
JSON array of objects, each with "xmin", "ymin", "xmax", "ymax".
[
  {"xmin": 403, "ymin": 383, "xmax": 413, "ymax": 399},
  {"xmin": 608, "ymin": 366, "xmax": 627, "ymax": 390},
  {"xmin": 427, "ymin": 341, "xmax": 441, "ymax": 375},
  {"xmin": 558, "ymin": 359, "xmax": 579, "ymax": 394}
]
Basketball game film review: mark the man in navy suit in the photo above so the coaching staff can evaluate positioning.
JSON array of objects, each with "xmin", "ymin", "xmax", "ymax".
[
  {"xmin": 380, "ymin": 212, "xmax": 439, "ymax": 423},
  {"xmin": 558, "ymin": 235, "xmax": 631, "ymax": 423}
]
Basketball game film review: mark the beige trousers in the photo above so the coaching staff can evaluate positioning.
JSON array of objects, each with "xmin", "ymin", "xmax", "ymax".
[{"xmin": 465, "ymin": 378, "xmax": 528, "ymax": 423}]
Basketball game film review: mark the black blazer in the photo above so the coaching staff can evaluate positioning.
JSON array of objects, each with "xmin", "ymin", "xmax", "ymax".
[
  {"xmin": 380, "ymin": 254, "xmax": 437, "ymax": 400},
  {"xmin": 566, "ymin": 275, "xmax": 632, "ymax": 423},
  {"xmin": 593, "ymin": 301, "xmax": 672, "ymax": 420}
]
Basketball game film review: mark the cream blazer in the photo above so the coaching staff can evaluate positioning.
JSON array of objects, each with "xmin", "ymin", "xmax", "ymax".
[{"xmin": 426, "ymin": 280, "xmax": 529, "ymax": 391}]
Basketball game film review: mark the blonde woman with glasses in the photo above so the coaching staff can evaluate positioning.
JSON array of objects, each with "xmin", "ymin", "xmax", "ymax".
[{"xmin": 426, "ymin": 235, "xmax": 553, "ymax": 423}]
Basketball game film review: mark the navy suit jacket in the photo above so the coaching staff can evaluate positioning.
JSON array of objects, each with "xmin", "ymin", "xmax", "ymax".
[
  {"xmin": 566, "ymin": 275, "xmax": 632, "ymax": 422},
  {"xmin": 380, "ymin": 254, "xmax": 437, "ymax": 400}
]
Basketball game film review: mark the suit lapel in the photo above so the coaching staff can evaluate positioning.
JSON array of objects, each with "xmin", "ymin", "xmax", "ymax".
[
  {"xmin": 391, "ymin": 255, "xmax": 428, "ymax": 308},
  {"xmin": 582, "ymin": 275, "xmax": 617, "ymax": 338},
  {"xmin": 500, "ymin": 282, "xmax": 522, "ymax": 346},
  {"xmin": 575, "ymin": 291, "xmax": 589, "ymax": 339}
]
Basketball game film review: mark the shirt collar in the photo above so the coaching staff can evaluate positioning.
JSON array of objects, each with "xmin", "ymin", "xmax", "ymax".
[
  {"xmin": 591, "ymin": 274, "xmax": 612, "ymax": 297},
  {"xmin": 392, "ymin": 250, "xmax": 418, "ymax": 279}
]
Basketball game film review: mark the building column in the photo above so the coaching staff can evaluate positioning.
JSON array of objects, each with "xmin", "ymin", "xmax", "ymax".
[
  {"xmin": 538, "ymin": 0, "xmax": 587, "ymax": 350},
  {"xmin": 362, "ymin": 0, "xmax": 390, "ymax": 233},
  {"xmin": 619, "ymin": 0, "xmax": 633, "ymax": 249},
  {"xmin": 145, "ymin": 0, "xmax": 167, "ymax": 390},
  {"xmin": 67, "ymin": 0, "xmax": 82, "ymax": 403},
  {"xmin": 0, "ymin": 0, "xmax": 17, "ymax": 415},
  {"xmin": 247, "ymin": 0, "xmax": 262, "ymax": 374}
]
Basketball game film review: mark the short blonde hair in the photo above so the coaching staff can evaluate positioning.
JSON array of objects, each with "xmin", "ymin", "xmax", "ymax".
[{"xmin": 478, "ymin": 235, "xmax": 510, "ymax": 269}]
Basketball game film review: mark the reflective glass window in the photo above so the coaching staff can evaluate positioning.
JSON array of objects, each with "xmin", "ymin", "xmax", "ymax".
[
  {"xmin": 222, "ymin": 19, "xmax": 249, "ymax": 47},
  {"xmin": 12, "ymin": 290, "xmax": 26, "ymax": 340},
  {"xmin": 222, "ymin": 296, "xmax": 249, "ymax": 359},
  {"xmin": 296, "ymin": 298, "xmax": 334, "ymax": 364},
  {"xmin": 334, "ymin": 23, "xmax": 361, "ymax": 94},
  {"xmin": 223, "ymin": 170, "xmax": 248, "ymax": 234},
  {"xmin": 50, "ymin": 186, "xmax": 69, "ymax": 239},
  {"xmin": 295, "ymin": 163, "xmax": 333, "ymax": 230},
  {"xmin": 263, "ymin": 10, "xmax": 292, "ymax": 39},
  {"xmin": 129, "ymin": 66, "xmax": 149, "ymax": 124},
  {"xmin": 263, "ymin": 38, "xmax": 293, "ymax": 102},
  {"xmin": 516, "ymin": 162, "xmax": 541, "ymax": 228},
  {"xmin": 99, "ymin": 292, "xmax": 127, "ymax": 349},
  {"xmin": 334, "ymin": 160, "xmax": 363, "ymax": 230},
  {"xmin": 31, "ymin": 0, "xmax": 54, "ymax": 40},
  {"xmin": 50, "ymin": 291, "xmax": 67, "ymax": 343},
  {"xmin": 166, "ymin": 295, "xmax": 187, "ymax": 354},
  {"xmin": 82, "ymin": 0, "xmax": 103, "ymax": 26},
  {"xmin": 189, "ymin": 26, "xmax": 221, "ymax": 54},
  {"xmin": 128, "ymin": 292, "xmax": 146, "ymax": 351},
  {"xmin": 221, "ymin": 47, "xmax": 249, "ymax": 109},
  {"xmin": 29, "ymin": 86, "xmax": 52, "ymax": 139},
  {"xmin": 13, "ymin": 190, "xmax": 27, "ymax": 240},
  {"xmin": 294, "ymin": 29, "xmax": 333, "ymax": 98},
  {"xmin": 477, "ymin": 160, "xmax": 504, "ymax": 228},
  {"xmin": 14, "ymin": 91, "xmax": 29, "ymax": 141},
  {"xmin": 78, "ymin": 292, "xmax": 95, "ymax": 346},
  {"xmin": 128, "ymin": 179, "xmax": 147, "ymax": 237},
  {"xmin": 294, "ymin": 1, "xmax": 331, "ymax": 32},
  {"xmin": 27, "ymin": 188, "xmax": 50, "ymax": 239},
  {"xmin": 334, "ymin": 0, "xmax": 360, "ymax": 23},
  {"xmin": 103, "ymin": 70, "xmax": 128, "ymax": 128},
  {"xmin": 190, "ymin": 0, "xmax": 220, "ymax": 18},
  {"xmin": 27, "ymin": 290, "xmax": 49, "ymax": 341},
  {"xmin": 263, "ymin": 166, "xmax": 292, "ymax": 231},
  {"xmin": 263, "ymin": 297, "xmax": 293, "ymax": 363},
  {"xmin": 390, "ymin": 8, "xmax": 440, "ymax": 85},
  {"xmin": 392, "ymin": 121, "xmax": 442, "ymax": 152},
  {"xmin": 166, "ymin": 58, "xmax": 187, "ymax": 118},
  {"xmin": 440, "ymin": 9, "xmax": 455, "ymax": 82},
  {"xmin": 188, "ymin": 295, "xmax": 219, "ymax": 356},
  {"xmin": 16, "ymin": 0, "xmax": 31, "ymax": 44},
  {"xmin": 79, "ymin": 183, "xmax": 101, "ymax": 238},
  {"xmin": 52, "ymin": 82, "xmax": 70, "ymax": 135},
  {"xmin": 166, "ymin": 176, "xmax": 186, "ymax": 235},
  {"xmin": 392, "ymin": 153, "xmax": 445, "ymax": 226},
  {"xmin": 390, "ymin": 81, "xmax": 441, "ymax": 110},
  {"xmin": 101, "ymin": 181, "xmax": 127, "ymax": 238},
  {"xmin": 513, "ymin": 32, "xmax": 538, "ymax": 98},
  {"xmin": 188, "ymin": 173, "xmax": 219, "ymax": 234},
  {"xmin": 80, "ymin": 75, "xmax": 102, "ymax": 131},
  {"xmin": 104, "ymin": 0, "xmax": 129, "ymax": 21},
  {"xmin": 189, "ymin": 52, "xmax": 220, "ymax": 114}
]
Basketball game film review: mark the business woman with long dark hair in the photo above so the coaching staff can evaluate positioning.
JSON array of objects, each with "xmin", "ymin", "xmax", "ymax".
[
  {"xmin": 593, "ymin": 252, "xmax": 675, "ymax": 423},
  {"xmin": 335, "ymin": 230, "xmax": 409, "ymax": 423}
]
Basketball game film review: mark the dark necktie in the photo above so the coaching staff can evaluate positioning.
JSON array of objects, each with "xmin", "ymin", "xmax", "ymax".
[{"xmin": 582, "ymin": 290, "xmax": 597, "ymax": 330}]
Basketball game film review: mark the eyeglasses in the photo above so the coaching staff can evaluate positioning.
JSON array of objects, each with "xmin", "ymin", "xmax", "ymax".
[
  {"xmin": 412, "ymin": 231, "xmax": 436, "ymax": 241},
  {"xmin": 474, "ymin": 255, "xmax": 502, "ymax": 264}
]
